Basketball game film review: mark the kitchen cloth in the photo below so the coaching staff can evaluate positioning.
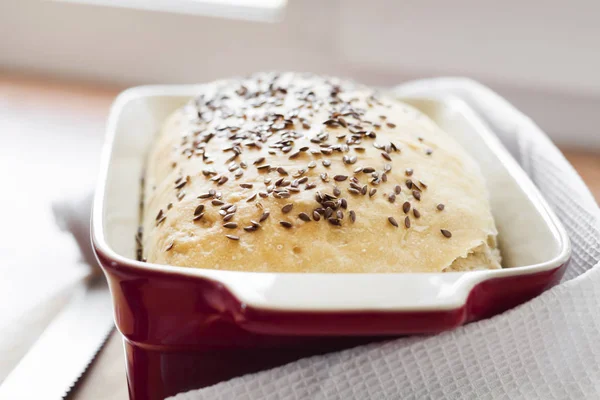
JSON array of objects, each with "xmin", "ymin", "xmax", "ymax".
[{"xmin": 169, "ymin": 78, "xmax": 600, "ymax": 400}]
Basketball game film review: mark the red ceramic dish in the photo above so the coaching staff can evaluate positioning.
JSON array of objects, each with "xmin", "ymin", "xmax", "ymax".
[{"xmin": 92, "ymin": 87, "xmax": 570, "ymax": 400}]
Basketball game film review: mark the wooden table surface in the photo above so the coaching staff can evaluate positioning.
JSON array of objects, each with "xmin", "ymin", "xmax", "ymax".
[{"xmin": 1, "ymin": 72, "xmax": 598, "ymax": 400}]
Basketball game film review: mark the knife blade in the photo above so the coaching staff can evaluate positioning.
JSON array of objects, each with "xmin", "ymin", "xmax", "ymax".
[{"xmin": 0, "ymin": 275, "xmax": 114, "ymax": 400}]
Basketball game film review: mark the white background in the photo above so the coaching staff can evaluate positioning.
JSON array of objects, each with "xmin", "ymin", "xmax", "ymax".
[{"xmin": 1, "ymin": 0, "xmax": 599, "ymax": 149}]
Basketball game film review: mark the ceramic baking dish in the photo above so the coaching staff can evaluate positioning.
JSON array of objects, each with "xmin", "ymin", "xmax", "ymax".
[{"xmin": 92, "ymin": 85, "xmax": 570, "ymax": 400}]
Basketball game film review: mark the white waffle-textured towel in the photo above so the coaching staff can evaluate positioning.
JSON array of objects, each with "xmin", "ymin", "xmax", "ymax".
[{"xmin": 169, "ymin": 78, "xmax": 600, "ymax": 400}]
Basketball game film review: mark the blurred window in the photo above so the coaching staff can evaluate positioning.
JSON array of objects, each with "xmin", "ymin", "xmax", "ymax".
[{"xmin": 55, "ymin": 0, "xmax": 287, "ymax": 21}]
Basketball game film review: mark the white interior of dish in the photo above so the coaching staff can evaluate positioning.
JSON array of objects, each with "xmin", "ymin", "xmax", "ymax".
[{"xmin": 92, "ymin": 86, "xmax": 570, "ymax": 311}]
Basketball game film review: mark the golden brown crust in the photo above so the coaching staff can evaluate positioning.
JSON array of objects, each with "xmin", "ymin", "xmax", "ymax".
[{"xmin": 141, "ymin": 72, "xmax": 501, "ymax": 272}]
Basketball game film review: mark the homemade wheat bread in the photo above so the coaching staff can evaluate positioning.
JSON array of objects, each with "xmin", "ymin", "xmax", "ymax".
[{"xmin": 141, "ymin": 72, "xmax": 501, "ymax": 272}]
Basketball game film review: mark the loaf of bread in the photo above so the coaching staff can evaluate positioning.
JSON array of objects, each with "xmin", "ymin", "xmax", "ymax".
[{"xmin": 140, "ymin": 72, "xmax": 501, "ymax": 273}]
